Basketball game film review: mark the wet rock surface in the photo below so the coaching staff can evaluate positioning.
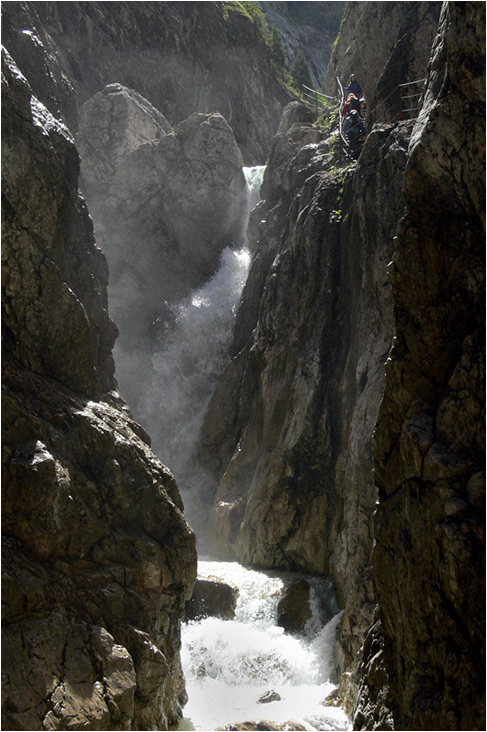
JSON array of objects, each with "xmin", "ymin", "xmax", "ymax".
[
  {"xmin": 2, "ymin": 48, "xmax": 197, "ymax": 730},
  {"xmin": 354, "ymin": 3, "xmax": 485, "ymax": 730},
  {"xmin": 277, "ymin": 579, "xmax": 312, "ymax": 635},
  {"xmin": 185, "ymin": 577, "xmax": 239, "ymax": 622}
]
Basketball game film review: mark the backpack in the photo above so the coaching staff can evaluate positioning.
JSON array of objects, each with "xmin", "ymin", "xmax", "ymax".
[{"xmin": 350, "ymin": 95, "xmax": 361, "ymax": 113}]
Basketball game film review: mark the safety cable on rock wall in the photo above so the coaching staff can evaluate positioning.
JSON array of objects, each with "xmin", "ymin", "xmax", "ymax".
[
  {"xmin": 336, "ymin": 76, "xmax": 354, "ymax": 161},
  {"xmin": 370, "ymin": 77, "xmax": 426, "ymax": 121}
]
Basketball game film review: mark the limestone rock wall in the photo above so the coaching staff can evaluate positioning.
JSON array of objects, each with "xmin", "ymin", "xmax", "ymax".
[
  {"xmin": 2, "ymin": 47, "xmax": 197, "ymax": 731},
  {"xmin": 2, "ymin": 0, "xmax": 291, "ymax": 163},
  {"xmin": 199, "ymin": 108, "xmax": 412, "ymax": 670},
  {"xmin": 323, "ymin": 1, "xmax": 441, "ymax": 124},
  {"xmin": 354, "ymin": 3, "xmax": 485, "ymax": 730}
]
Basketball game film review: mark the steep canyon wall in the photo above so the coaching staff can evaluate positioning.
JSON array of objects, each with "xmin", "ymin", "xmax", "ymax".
[
  {"xmin": 199, "ymin": 107, "xmax": 414, "ymax": 674},
  {"xmin": 1, "ymin": 3, "xmax": 295, "ymax": 728},
  {"xmin": 200, "ymin": 2, "xmax": 485, "ymax": 727},
  {"xmin": 1, "ymin": 18, "xmax": 198, "ymax": 732},
  {"xmin": 2, "ymin": 1, "xmax": 485, "ymax": 730},
  {"xmin": 354, "ymin": 3, "xmax": 485, "ymax": 729}
]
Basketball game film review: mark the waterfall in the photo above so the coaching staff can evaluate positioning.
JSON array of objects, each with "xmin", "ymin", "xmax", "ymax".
[
  {"xmin": 180, "ymin": 561, "xmax": 351, "ymax": 731},
  {"xmin": 137, "ymin": 167, "xmax": 265, "ymax": 537}
]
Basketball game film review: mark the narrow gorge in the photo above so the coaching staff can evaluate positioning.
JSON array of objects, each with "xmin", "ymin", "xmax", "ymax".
[{"xmin": 2, "ymin": 2, "xmax": 485, "ymax": 731}]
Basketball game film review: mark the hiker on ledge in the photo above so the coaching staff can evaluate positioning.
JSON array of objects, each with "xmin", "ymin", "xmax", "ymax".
[
  {"xmin": 345, "ymin": 73, "xmax": 363, "ymax": 99},
  {"xmin": 347, "ymin": 109, "xmax": 365, "ymax": 160}
]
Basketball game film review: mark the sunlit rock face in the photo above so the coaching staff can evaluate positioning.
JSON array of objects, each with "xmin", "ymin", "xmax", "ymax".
[
  {"xmin": 1, "ymin": 48, "xmax": 196, "ymax": 731},
  {"xmin": 354, "ymin": 3, "xmax": 485, "ymax": 730},
  {"xmin": 199, "ymin": 108, "xmax": 412, "ymax": 672},
  {"xmin": 77, "ymin": 88, "xmax": 246, "ymax": 409},
  {"xmin": 323, "ymin": 1, "xmax": 441, "ymax": 123},
  {"xmin": 2, "ymin": 0, "xmax": 291, "ymax": 163}
]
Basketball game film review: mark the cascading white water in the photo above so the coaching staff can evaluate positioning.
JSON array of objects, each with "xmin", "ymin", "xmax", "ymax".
[
  {"xmin": 137, "ymin": 167, "xmax": 264, "ymax": 535},
  {"xmin": 180, "ymin": 561, "xmax": 351, "ymax": 731}
]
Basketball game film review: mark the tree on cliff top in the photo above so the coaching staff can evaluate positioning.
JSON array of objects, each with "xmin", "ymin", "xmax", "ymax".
[
  {"xmin": 290, "ymin": 47, "xmax": 313, "ymax": 89},
  {"xmin": 269, "ymin": 26, "xmax": 287, "ymax": 70}
]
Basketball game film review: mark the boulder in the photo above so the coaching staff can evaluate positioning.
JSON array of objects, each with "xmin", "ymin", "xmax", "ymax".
[
  {"xmin": 277, "ymin": 580, "xmax": 312, "ymax": 634},
  {"xmin": 257, "ymin": 690, "xmax": 282, "ymax": 704},
  {"xmin": 185, "ymin": 577, "xmax": 238, "ymax": 621},
  {"xmin": 77, "ymin": 83, "xmax": 171, "ymax": 197},
  {"xmin": 276, "ymin": 101, "xmax": 317, "ymax": 134}
]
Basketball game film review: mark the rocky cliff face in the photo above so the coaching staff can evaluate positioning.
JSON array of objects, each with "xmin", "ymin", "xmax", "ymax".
[
  {"xmin": 323, "ymin": 1, "xmax": 441, "ymax": 124},
  {"xmin": 354, "ymin": 3, "xmax": 485, "ymax": 730},
  {"xmin": 2, "ymin": 0, "xmax": 291, "ymax": 163},
  {"xmin": 199, "ymin": 103, "xmax": 413, "ymax": 672},
  {"xmin": 2, "ymin": 46, "xmax": 196, "ymax": 731}
]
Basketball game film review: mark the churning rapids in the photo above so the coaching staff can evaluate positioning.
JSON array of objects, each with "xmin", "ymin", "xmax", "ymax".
[
  {"xmin": 180, "ymin": 561, "xmax": 350, "ymax": 731},
  {"xmin": 129, "ymin": 168, "xmax": 349, "ymax": 730}
]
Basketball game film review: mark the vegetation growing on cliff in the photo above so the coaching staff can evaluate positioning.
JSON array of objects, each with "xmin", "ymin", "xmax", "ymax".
[{"xmin": 223, "ymin": 1, "xmax": 319, "ymax": 96}]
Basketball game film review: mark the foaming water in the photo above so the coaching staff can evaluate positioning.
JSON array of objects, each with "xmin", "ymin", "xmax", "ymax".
[
  {"xmin": 181, "ymin": 561, "xmax": 351, "ymax": 731},
  {"xmin": 139, "ymin": 246, "xmax": 250, "ymax": 466}
]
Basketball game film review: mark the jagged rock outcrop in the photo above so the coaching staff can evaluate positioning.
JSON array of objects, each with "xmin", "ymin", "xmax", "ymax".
[
  {"xmin": 0, "ymin": 1, "xmax": 79, "ymax": 131},
  {"xmin": 2, "ymin": 47, "xmax": 197, "ymax": 731},
  {"xmin": 277, "ymin": 580, "xmax": 312, "ymax": 634},
  {"xmin": 323, "ymin": 2, "xmax": 441, "ymax": 124},
  {"xmin": 354, "ymin": 3, "xmax": 485, "ymax": 730},
  {"xmin": 77, "ymin": 83, "xmax": 172, "ymax": 199},
  {"xmin": 199, "ymin": 105, "xmax": 413, "ymax": 674},
  {"xmin": 77, "ymin": 91, "xmax": 246, "ymax": 409},
  {"xmin": 259, "ymin": 1, "xmax": 345, "ymax": 85},
  {"xmin": 2, "ymin": 0, "xmax": 292, "ymax": 163}
]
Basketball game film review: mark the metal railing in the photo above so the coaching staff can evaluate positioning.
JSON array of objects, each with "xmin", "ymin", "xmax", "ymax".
[
  {"xmin": 299, "ymin": 84, "xmax": 335, "ymax": 115},
  {"xmin": 336, "ymin": 76, "xmax": 350, "ymax": 149},
  {"xmin": 369, "ymin": 77, "xmax": 426, "ymax": 123},
  {"xmin": 397, "ymin": 78, "xmax": 426, "ymax": 119}
]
